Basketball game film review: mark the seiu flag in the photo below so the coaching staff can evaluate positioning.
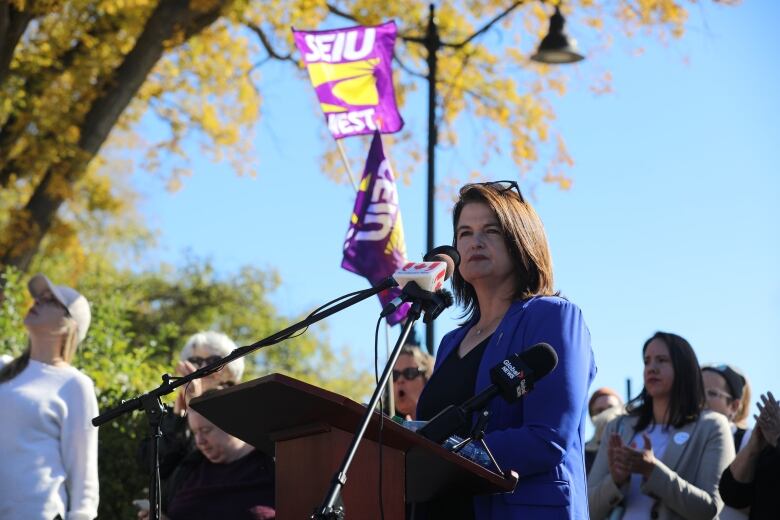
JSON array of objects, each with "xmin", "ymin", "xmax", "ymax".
[
  {"xmin": 292, "ymin": 21, "xmax": 404, "ymax": 139},
  {"xmin": 342, "ymin": 132, "xmax": 409, "ymax": 324}
]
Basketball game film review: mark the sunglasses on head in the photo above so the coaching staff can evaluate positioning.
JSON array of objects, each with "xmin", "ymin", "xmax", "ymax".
[
  {"xmin": 392, "ymin": 367, "xmax": 424, "ymax": 382},
  {"xmin": 187, "ymin": 355, "xmax": 222, "ymax": 367},
  {"xmin": 460, "ymin": 180, "xmax": 525, "ymax": 202}
]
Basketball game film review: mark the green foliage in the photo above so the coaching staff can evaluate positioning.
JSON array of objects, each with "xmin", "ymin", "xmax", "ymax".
[
  {"xmin": 0, "ymin": 261, "xmax": 373, "ymax": 518},
  {"xmin": 0, "ymin": 266, "xmax": 27, "ymax": 354}
]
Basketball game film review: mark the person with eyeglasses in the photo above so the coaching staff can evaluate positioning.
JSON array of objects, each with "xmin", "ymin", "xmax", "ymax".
[
  {"xmin": 0, "ymin": 274, "xmax": 98, "ymax": 520},
  {"xmin": 588, "ymin": 332, "xmax": 735, "ymax": 520},
  {"xmin": 414, "ymin": 180, "xmax": 596, "ymax": 520},
  {"xmin": 392, "ymin": 344, "xmax": 434, "ymax": 420},
  {"xmin": 702, "ymin": 364, "xmax": 752, "ymax": 449},
  {"xmin": 137, "ymin": 331, "xmax": 244, "ymax": 498},
  {"xmin": 701, "ymin": 364, "xmax": 752, "ymax": 519}
]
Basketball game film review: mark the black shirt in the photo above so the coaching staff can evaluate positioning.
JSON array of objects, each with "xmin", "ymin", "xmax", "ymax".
[
  {"xmin": 416, "ymin": 335, "xmax": 491, "ymax": 435},
  {"xmin": 720, "ymin": 443, "xmax": 780, "ymax": 520},
  {"xmin": 413, "ymin": 335, "xmax": 490, "ymax": 520}
]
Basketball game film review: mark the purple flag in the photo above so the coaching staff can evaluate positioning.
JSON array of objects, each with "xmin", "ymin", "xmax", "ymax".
[
  {"xmin": 293, "ymin": 21, "xmax": 404, "ymax": 139},
  {"xmin": 342, "ymin": 132, "xmax": 409, "ymax": 324}
]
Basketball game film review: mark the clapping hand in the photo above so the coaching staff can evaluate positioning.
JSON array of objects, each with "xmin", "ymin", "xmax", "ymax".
[
  {"xmin": 756, "ymin": 392, "xmax": 780, "ymax": 448},
  {"xmin": 608, "ymin": 432, "xmax": 656, "ymax": 486},
  {"xmin": 626, "ymin": 433, "xmax": 656, "ymax": 478},
  {"xmin": 607, "ymin": 433, "xmax": 631, "ymax": 486}
]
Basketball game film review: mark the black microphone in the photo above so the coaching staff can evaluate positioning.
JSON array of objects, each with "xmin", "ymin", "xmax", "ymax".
[{"xmin": 418, "ymin": 343, "xmax": 558, "ymax": 444}]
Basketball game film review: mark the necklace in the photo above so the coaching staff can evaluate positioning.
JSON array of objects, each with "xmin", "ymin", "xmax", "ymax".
[{"xmin": 474, "ymin": 316, "xmax": 501, "ymax": 336}]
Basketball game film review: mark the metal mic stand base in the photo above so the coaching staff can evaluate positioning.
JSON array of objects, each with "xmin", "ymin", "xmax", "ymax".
[
  {"xmin": 141, "ymin": 393, "xmax": 167, "ymax": 520},
  {"xmin": 450, "ymin": 408, "xmax": 503, "ymax": 475}
]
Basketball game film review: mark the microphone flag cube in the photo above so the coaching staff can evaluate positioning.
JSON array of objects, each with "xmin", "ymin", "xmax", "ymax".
[{"xmin": 393, "ymin": 261, "xmax": 447, "ymax": 293}]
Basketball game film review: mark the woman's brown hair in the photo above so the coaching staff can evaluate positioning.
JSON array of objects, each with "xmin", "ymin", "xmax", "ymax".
[{"xmin": 451, "ymin": 182, "xmax": 555, "ymax": 321}]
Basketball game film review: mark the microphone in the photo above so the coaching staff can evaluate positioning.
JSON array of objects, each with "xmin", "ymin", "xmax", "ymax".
[
  {"xmin": 380, "ymin": 246, "xmax": 460, "ymax": 317},
  {"xmin": 418, "ymin": 343, "xmax": 558, "ymax": 444}
]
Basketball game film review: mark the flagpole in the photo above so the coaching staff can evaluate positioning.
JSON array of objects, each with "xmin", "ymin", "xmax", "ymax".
[
  {"xmin": 341, "ymin": 136, "xmax": 396, "ymax": 417},
  {"xmin": 335, "ymin": 139, "xmax": 359, "ymax": 191}
]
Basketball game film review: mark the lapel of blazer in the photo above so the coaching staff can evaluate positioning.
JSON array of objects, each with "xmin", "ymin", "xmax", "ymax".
[
  {"xmin": 617, "ymin": 415, "xmax": 640, "ymax": 445},
  {"xmin": 658, "ymin": 420, "xmax": 698, "ymax": 471}
]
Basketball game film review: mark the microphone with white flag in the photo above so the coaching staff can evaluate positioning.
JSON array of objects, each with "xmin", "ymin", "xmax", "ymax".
[{"xmin": 380, "ymin": 246, "xmax": 459, "ymax": 318}]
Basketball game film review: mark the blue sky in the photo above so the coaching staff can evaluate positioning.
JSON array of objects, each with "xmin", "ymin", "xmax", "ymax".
[{"xmin": 135, "ymin": 1, "xmax": 779, "ymax": 426}]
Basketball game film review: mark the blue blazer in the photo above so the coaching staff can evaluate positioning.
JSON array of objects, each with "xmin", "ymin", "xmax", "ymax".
[{"xmin": 421, "ymin": 296, "xmax": 595, "ymax": 520}]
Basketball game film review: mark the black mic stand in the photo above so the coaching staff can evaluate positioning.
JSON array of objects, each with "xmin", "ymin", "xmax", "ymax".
[
  {"xmin": 92, "ymin": 278, "xmax": 400, "ymax": 520},
  {"xmin": 449, "ymin": 408, "xmax": 503, "ymax": 475},
  {"xmin": 312, "ymin": 285, "xmax": 451, "ymax": 519}
]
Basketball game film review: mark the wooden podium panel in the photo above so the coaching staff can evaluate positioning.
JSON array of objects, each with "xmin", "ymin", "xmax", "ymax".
[
  {"xmin": 273, "ymin": 425, "xmax": 405, "ymax": 518},
  {"xmin": 191, "ymin": 373, "xmax": 517, "ymax": 515}
]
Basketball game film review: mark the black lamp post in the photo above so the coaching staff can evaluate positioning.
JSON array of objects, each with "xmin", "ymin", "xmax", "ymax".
[{"xmin": 416, "ymin": 3, "xmax": 584, "ymax": 353}]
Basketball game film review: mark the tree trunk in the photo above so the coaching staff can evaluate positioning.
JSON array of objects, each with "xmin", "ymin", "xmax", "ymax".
[
  {"xmin": 0, "ymin": 0, "xmax": 226, "ymax": 271},
  {"xmin": 0, "ymin": 0, "xmax": 33, "ymax": 87}
]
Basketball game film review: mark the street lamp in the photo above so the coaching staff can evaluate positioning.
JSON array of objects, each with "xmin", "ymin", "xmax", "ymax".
[
  {"xmin": 416, "ymin": 3, "xmax": 584, "ymax": 353},
  {"xmin": 531, "ymin": 6, "xmax": 584, "ymax": 64}
]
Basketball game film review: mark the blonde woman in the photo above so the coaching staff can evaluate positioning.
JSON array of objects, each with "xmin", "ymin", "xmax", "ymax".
[{"xmin": 0, "ymin": 274, "xmax": 98, "ymax": 520}]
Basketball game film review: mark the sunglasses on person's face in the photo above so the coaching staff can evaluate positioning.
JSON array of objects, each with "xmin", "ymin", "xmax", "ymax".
[
  {"xmin": 187, "ymin": 355, "xmax": 222, "ymax": 367},
  {"xmin": 460, "ymin": 180, "xmax": 525, "ymax": 202},
  {"xmin": 392, "ymin": 367, "xmax": 424, "ymax": 382},
  {"xmin": 35, "ymin": 293, "xmax": 71, "ymax": 318}
]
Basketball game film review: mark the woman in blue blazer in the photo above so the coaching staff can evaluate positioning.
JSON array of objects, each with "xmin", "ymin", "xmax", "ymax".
[{"xmin": 416, "ymin": 180, "xmax": 595, "ymax": 519}]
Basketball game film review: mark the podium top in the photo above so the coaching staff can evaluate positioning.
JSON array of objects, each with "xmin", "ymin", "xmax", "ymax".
[{"xmin": 191, "ymin": 373, "xmax": 517, "ymax": 500}]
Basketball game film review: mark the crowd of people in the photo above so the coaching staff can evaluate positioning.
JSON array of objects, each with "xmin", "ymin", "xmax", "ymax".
[{"xmin": 1, "ymin": 180, "xmax": 778, "ymax": 520}]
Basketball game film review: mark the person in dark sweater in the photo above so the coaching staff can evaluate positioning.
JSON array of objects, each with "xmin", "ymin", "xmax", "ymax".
[
  {"xmin": 138, "ymin": 390, "xmax": 275, "ymax": 520},
  {"xmin": 720, "ymin": 391, "xmax": 780, "ymax": 520}
]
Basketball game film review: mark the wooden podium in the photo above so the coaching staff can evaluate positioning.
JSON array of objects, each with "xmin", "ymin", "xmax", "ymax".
[{"xmin": 190, "ymin": 373, "xmax": 517, "ymax": 518}]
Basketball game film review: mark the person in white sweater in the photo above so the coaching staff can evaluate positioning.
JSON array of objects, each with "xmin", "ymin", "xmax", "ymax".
[{"xmin": 0, "ymin": 273, "xmax": 99, "ymax": 520}]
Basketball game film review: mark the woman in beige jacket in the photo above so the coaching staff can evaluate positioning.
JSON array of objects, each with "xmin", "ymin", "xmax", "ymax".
[{"xmin": 588, "ymin": 331, "xmax": 735, "ymax": 520}]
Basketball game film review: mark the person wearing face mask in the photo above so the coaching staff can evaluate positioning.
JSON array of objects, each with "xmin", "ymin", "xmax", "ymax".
[
  {"xmin": 588, "ymin": 331, "xmax": 735, "ymax": 520},
  {"xmin": 0, "ymin": 274, "xmax": 98, "ymax": 520},
  {"xmin": 137, "ymin": 388, "xmax": 275, "ymax": 520},
  {"xmin": 586, "ymin": 388, "xmax": 625, "ymax": 474}
]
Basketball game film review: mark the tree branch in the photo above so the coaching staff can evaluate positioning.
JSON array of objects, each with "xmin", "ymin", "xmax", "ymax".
[
  {"xmin": 401, "ymin": 1, "xmax": 528, "ymax": 49},
  {"xmin": 326, "ymin": 3, "xmax": 358, "ymax": 23},
  {"xmin": 393, "ymin": 51, "xmax": 425, "ymax": 79},
  {"xmin": 448, "ymin": 1, "xmax": 526, "ymax": 49},
  {"xmin": 245, "ymin": 22, "xmax": 294, "ymax": 62}
]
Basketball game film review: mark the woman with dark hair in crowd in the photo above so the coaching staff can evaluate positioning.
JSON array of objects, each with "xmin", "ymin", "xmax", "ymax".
[
  {"xmin": 720, "ymin": 391, "xmax": 780, "ymax": 520},
  {"xmin": 0, "ymin": 274, "xmax": 99, "ymax": 519},
  {"xmin": 415, "ymin": 180, "xmax": 595, "ymax": 519},
  {"xmin": 588, "ymin": 331, "xmax": 735, "ymax": 520}
]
